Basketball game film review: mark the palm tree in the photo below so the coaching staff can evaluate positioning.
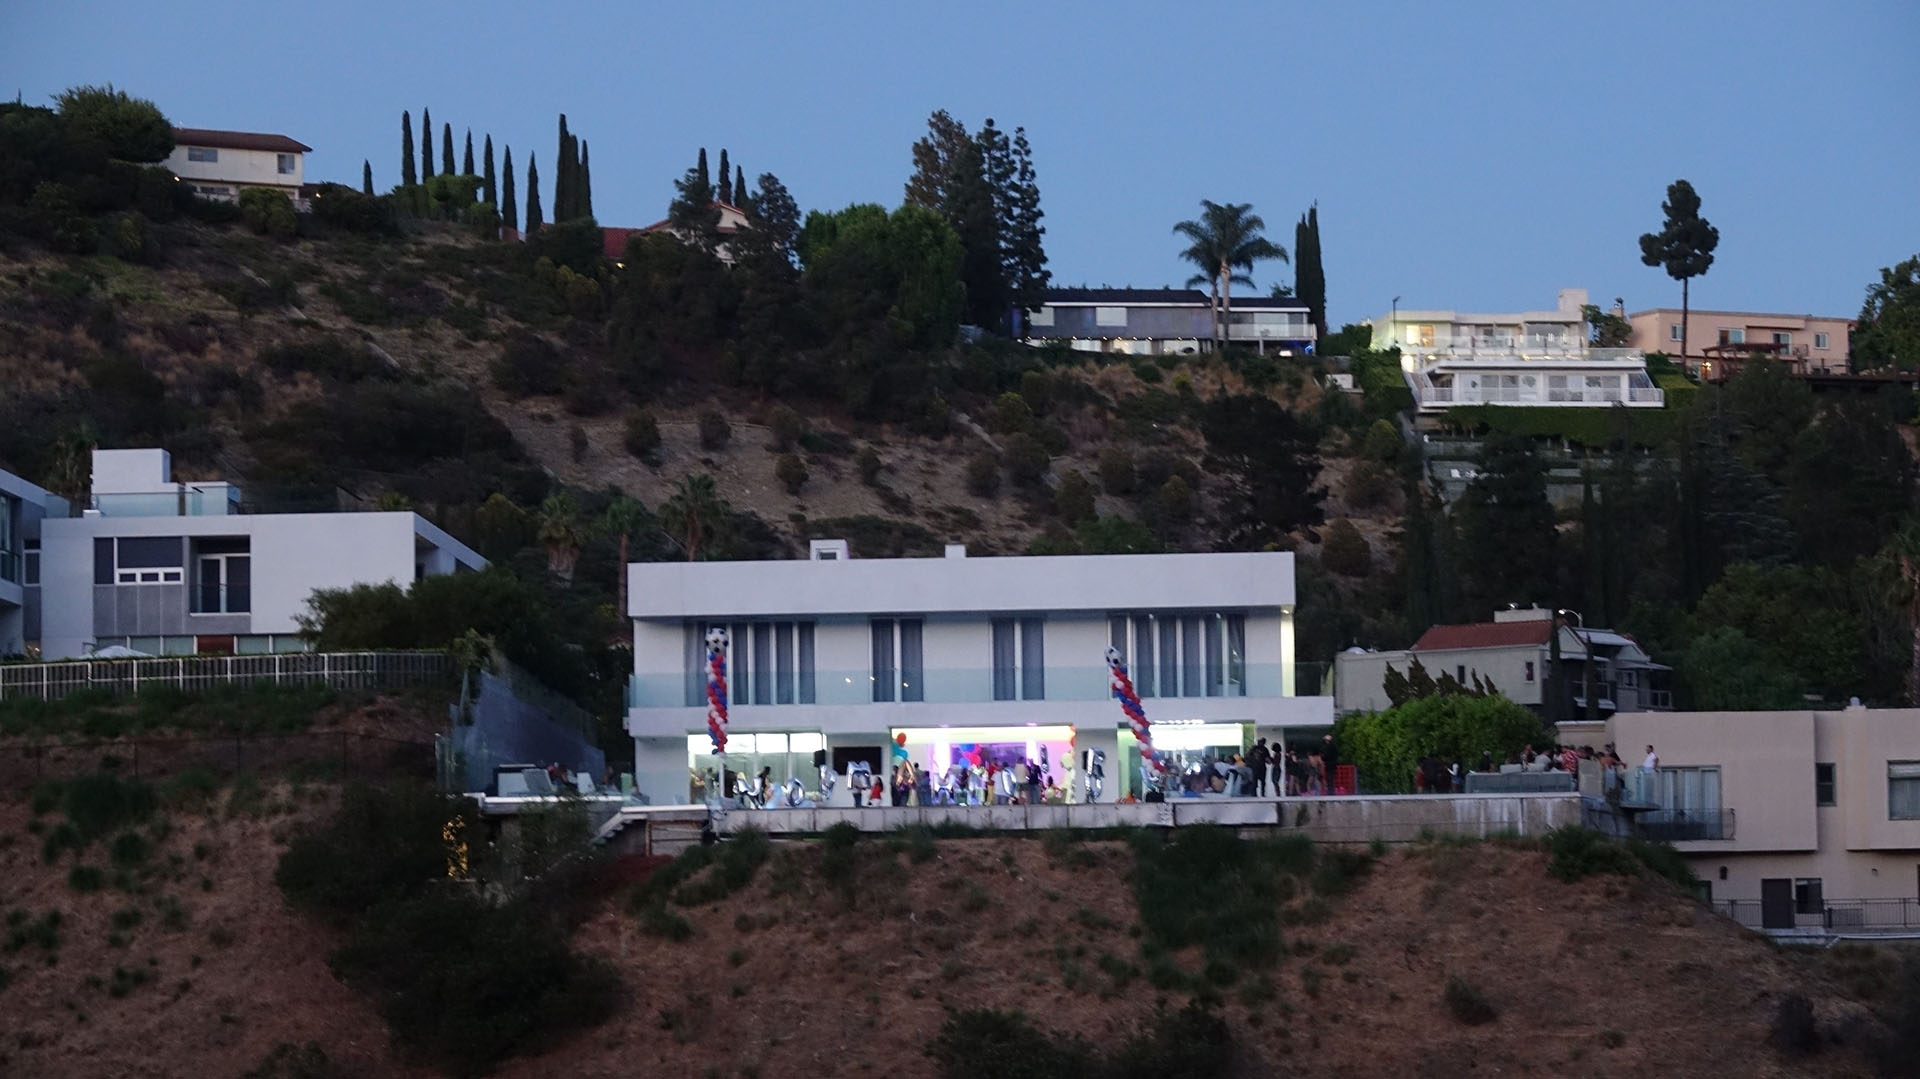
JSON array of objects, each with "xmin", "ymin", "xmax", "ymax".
[
  {"xmin": 1173, "ymin": 200, "xmax": 1288, "ymax": 351},
  {"xmin": 536, "ymin": 492, "xmax": 585, "ymax": 580},
  {"xmin": 660, "ymin": 474, "xmax": 730, "ymax": 562},
  {"xmin": 602, "ymin": 494, "xmax": 650, "ymax": 618}
]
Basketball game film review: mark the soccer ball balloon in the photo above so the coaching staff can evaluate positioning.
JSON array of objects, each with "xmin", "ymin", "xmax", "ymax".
[
  {"xmin": 1105, "ymin": 646, "xmax": 1123, "ymax": 666},
  {"xmin": 705, "ymin": 627, "xmax": 730, "ymax": 652}
]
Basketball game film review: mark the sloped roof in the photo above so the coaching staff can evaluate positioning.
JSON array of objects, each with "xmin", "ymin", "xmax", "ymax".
[
  {"xmin": 172, "ymin": 128, "xmax": 311, "ymax": 153},
  {"xmin": 1412, "ymin": 620, "xmax": 1554, "ymax": 651}
]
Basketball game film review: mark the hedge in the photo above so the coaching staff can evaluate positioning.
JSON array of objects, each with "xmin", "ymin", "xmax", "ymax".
[{"xmin": 1440, "ymin": 404, "xmax": 1678, "ymax": 449}]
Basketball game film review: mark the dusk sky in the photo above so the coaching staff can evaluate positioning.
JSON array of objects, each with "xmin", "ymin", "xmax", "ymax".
[{"xmin": 6, "ymin": 0, "xmax": 1915, "ymax": 327}]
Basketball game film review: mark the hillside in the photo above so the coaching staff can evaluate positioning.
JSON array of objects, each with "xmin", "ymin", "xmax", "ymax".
[{"xmin": 3, "ymin": 769, "xmax": 1908, "ymax": 1078}]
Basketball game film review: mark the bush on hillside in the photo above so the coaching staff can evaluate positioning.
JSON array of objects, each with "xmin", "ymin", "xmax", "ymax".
[
  {"xmin": 1098, "ymin": 446, "xmax": 1136, "ymax": 495},
  {"xmin": 275, "ymin": 784, "xmax": 476, "ymax": 923},
  {"xmin": 856, "ymin": 445, "xmax": 883, "ymax": 486},
  {"xmin": 1540, "ymin": 826, "xmax": 1697, "ymax": 891},
  {"xmin": 697, "ymin": 408, "xmax": 731, "ymax": 451},
  {"xmin": 1444, "ymin": 975, "xmax": 1498, "ymax": 1025},
  {"xmin": 766, "ymin": 404, "xmax": 805, "ymax": 451},
  {"xmin": 1361, "ymin": 419, "xmax": 1402, "ymax": 462},
  {"xmin": 1321, "ymin": 518, "xmax": 1372, "ymax": 577},
  {"xmin": 623, "ymin": 410, "xmax": 661, "ymax": 460},
  {"xmin": 775, "ymin": 452, "xmax": 809, "ymax": 494},
  {"xmin": 967, "ymin": 454, "xmax": 1001, "ymax": 498},
  {"xmin": 492, "ymin": 331, "xmax": 568, "ymax": 397},
  {"xmin": 1053, "ymin": 469, "xmax": 1096, "ymax": 523},
  {"xmin": 239, "ymin": 187, "xmax": 297, "ymax": 240},
  {"xmin": 1003, "ymin": 433, "xmax": 1049, "ymax": 488}
]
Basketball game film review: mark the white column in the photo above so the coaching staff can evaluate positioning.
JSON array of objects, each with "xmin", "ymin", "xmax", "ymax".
[{"xmin": 1280, "ymin": 605, "xmax": 1297, "ymax": 698}]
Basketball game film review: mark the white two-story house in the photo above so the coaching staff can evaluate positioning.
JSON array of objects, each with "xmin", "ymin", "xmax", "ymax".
[
  {"xmin": 165, "ymin": 127, "xmax": 311, "ymax": 205},
  {"xmin": 37, "ymin": 449, "xmax": 485, "ymax": 660},
  {"xmin": 1370, "ymin": 289, "xmax": 1664, "ymax": 415},
  {"xmin": 625, "ymin": 542, "xmax": 1333, "ymax": 804}
]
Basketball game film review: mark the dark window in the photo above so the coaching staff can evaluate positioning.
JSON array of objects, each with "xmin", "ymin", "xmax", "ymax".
[
  {"xmin": 1135, "ymin": 614, "xmax": 1156, "ymax": 698},
  {"xmin": 117, "ymin": 536, "xmax": 183, "ymax": 568},
  {"xmin": 871, "ymin": 619, "xmax": 896, "ymax": 703},
  {"xmin": 991, "ymin": 618, "xmax": 1016, "ymax": 701},
  {"xmin": 1815, "ymin": 763, "xmax": 1836, "ymax": 806},
  {"xmin": 1794, "ymin": 878, "xmax": 1823, "ymax": 915},
  {"xmin": 752, "ymin": 623, "xmax": 772, "ymax": 706},
  {"xmin": 1157, "ymin": 617, "xmax": 1177, "ymax": 699},
  {"xmin": 1524, "ymin": 661, "xmax": 1535, "ymax": 683},
  {"xmin": 1203, "ymin": 615, "xmax": 1223, "ymax": 697},
  {"xmin": 1020, "ymin": 617, "xmax": 1045, "ymax": 701},
  {"xmin": 1181, "ymin": 616, "xmax": 1202, "ymax": 696},
  {"xmin": 797, "ymin": 623, "xmax": 816, "ymax": 704},
  {"xmin": 775, "ymin": 622, "xmax": 794, "ymax": 705},
  {"xmin": 899, "ymin": 619, "xmax": 924, "ymax": 703},
  {"xmin": 94, "ymin": 538, "xmax": 115, "ymax": 584}
]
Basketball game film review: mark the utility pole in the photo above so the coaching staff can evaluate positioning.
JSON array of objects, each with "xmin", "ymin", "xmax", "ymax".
[{"xmin": 1547, "ymin": 607, "xmax": 1563, "ymax": 725}]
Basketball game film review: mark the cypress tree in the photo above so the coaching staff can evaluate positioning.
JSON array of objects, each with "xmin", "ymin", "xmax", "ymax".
[
  {"xmin": 482, "ymin": 135, "xmax": 496, "ymax": 207},
  {"xmin": 400, "ymin": 111, "xmax": 416, "ymax": 187},
  {"xmin": 734, "ymin": 165, "xmax": 747, "ymax": 209},
  {"xmin": 555, "ymin": 115, "xmax": 572, "ymax": 221},
  {"xmin": 579, "ymin": 140, "xmax": 592, "ymax": 219},
  {"xmin": 462, "ymin": 129, "xmax": 474, "ymax": 176},
  {"xmin": 697, "ymin": 147, "xmax": 710, "ymax": 191},
  {"xmin": 718, "ymin": 148, "xmax": 732, "ymax": 204},
  {"xmin": 442, "ymin": 123, "xmax": 455, "ymax": 181},
  {"xmin": 1295, "ymin": 202, "xmax": 1326, "ymax": 341},
  {"xmin": 526, "ymin": 153, "xmax": 543, "ymax": 232},
  {"xmin": 421, "ymin": 107, "xmax": 434, "ymax": 179},
  {"xmin": 501, "ymin": 145, "xmax": 517, "ymax": 232},
  {"xmin": 361, "ymin": 160, "xmax": 373, "ymax": 195}
]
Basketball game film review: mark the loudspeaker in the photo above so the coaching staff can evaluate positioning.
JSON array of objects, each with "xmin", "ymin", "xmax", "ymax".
[{"xmin": 812, "ymin": 749, "xmax": 828, "ymax": 768}]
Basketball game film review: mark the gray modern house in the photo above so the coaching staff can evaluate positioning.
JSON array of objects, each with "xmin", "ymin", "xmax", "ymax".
[{"xmin": 1025, "ymin": 288, "xmax": 1315, "ymax": 356}]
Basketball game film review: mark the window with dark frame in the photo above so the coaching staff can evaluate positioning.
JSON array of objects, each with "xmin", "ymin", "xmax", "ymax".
[{"xmin": 1815, "ymin": 762, "xmax": 1836, "ymax": 806}]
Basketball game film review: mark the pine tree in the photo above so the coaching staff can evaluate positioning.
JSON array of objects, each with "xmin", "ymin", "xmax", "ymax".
[
  {"xmin": 717, "ymin": 148, "xmax": 732, "ymax": 204},
  {"xmin": 579, "ymin": 140, "xmax": 592, "ymax": 219},
  {"xmin": 501, "ymin": 145, "xmax": 517, "ymax": 232},
  {"xmin": 482, "ymin": 135, "xmax": 496, "ymax": 206},
  {"xmin": 668, "ymin": 148, "xmax": 721, "ymax": 250},
  {"xmin": 555, "ymin": 115, "xmax": 572, "ymax": 221},
  {"xmin": 462, "ymin": 129, "xmax": 474, "ymax": 176},
  {"xmin": 734, "ymin": 165, "xmax": 747, "ymax": 211},
  {"xmin": 361, "ymin": 160, "xmax": 373, "ymax": 196},
  {"xmin": 421, "ymin": 107, "xmax": 434, "ymax": 179},
  {"xmin": 441, "ymin": 123, "xmax": 455, "ymax": 180},
  {"xmin": 1005, "ymin": 126, "xmax": 1049, "ymax": 324},
  {"xmin": 525, "ymin": 153, "xmax": 542, "ymax": 232},
  {"xmin": 400, "ymin": 111, "xmax": 416, "ymax": 187},
  {"xmin": 1294, "ymin": 202, "xmax": 1326, "ymax": 340}
]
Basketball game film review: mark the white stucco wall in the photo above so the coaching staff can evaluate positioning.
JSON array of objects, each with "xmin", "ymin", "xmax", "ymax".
[{"xmin": 166, "ymin": 145, "xmax": 303, "ymax": 189}]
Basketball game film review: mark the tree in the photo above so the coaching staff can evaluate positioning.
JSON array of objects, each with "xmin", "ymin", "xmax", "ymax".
[
  {"xmin": 1004, "ymin": 126, "xmax": 1049, "ymax": 323},
  {"xmin": 400, "ymin": 111, "xmax": 416, "ymax": 187},
  {"xmin": 905, "ymin": 111, "xmax": 1005, "ymax": 330},
  {"xmin": 1293, "ymin": 202, "xmax": 1326, "ymax": 340},
  {"xmin": 501, "ymin": 145, "xmax": 517, "ymax": 232},
  {"xmin": 668, "ymin": 148, "xmax": 721, "ymax": 250},
  {"xmin": 1691, "ymin": 562, "xmax": 1869, "ymax": 703},
  {"xmin": 1174, "ymin": 200, "xmax": 1287, "ymax": 350},
  {"xmin": 525, "ymin": 153, "xmax": 542, "ymax": 232},
  {"xmin": 1679, "ymin": 627, "xmax": 1804, "ymax": 710},
  {"xmin": 660, "ymin": 474, "xmax": 730, "ymax": 561},
  {"xmin": 734, "ymin": 166, "xmax": 747, "ymax": 210},
  {"xmin": 1332, "ymin": 694, "xmax": 1544, "ymax": 794},
  {"xmin": 54, "ymin": 84, "xmax": 171, "ymax": 163},
  {"xmin": 717, "ymin": 148, "xmax": 731, "ymax": 204},
  {"xmin": 1785, "ymin": 395, "xmax": 1914, "ymax": 565},
  {"xmin": 1321, "ymin": 518, "xmax": 1371, "ymax": 577},
  {"xmin": 554, "ymin": 115, "xmax": 576, "ymax": 221},
  {"xmin": 578, "ymin": 140, "xmax": 592, "ymax": 219},
  {"xmin": 421, "ymin": 107, "xmax": 434, "ymax": 179},
  {"xmin": 1581, "ymin": 303, "xmax": 1631, "ymax": 348},
  {"xmin": 361, "ymin": 160, "xmax": 373, "ymax": 196},
  {"xmin": 1852, "ymin": 255, "xmax": 1920, "ymax": 372},
  {"xmin": 738, "ymin": 172, "xmax": 800, "ymax": 266},
  {"xmin": 602, "ymin": 494, "xmax": 651, "ymax": 621},
  {"xmin": 1638, "ymin": 179, "xmax": 1719, "ymax": 362},
  {"xmin": 1053, "ymin": 469, "xmax": 1096, "ymax": 523},
  {"xmin": 482, "ymin": 135, "xmax": 496, "ymax": 207},
  {"xmin": 1452, "ymin": 435, "xmax": 1556, "ymax": 614},
  {"xmin": 1885, "ymin": 523, "xmax": 1920, "ymax": 705},
  {"xmin": 1200, "ymin": 394, "xmax": 1326, "ymax": 547},
  {"xmin": 536, "ymin": 492, "xmax": 585, "ymax": 580},
  {"xmin": 462, "ymin": 129, "xmax": 474, "ymax": 176},
  {"xmin": 442, "ymin": 124, "xmax": 455, "ymax": 183},
  {"xmin": 775, "ymin": 452, "xmax": 808, "ymax": 494}
]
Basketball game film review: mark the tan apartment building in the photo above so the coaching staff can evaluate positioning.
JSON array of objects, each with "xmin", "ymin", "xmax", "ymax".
[
  {"xmin": 1569, "ymin": 706, "xmax": 1920, "ymax": 932},
  {"xmin": 1625, "ymin": 307, "xmax": 1854, "ymax": 377}
]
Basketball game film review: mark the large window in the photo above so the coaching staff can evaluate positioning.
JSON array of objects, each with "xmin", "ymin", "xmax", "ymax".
[
  {"xmin": 870, "ymin": 618, "xmax": 924, "ymax": 702},
  {"xmin": 1889, "ymin": 761, "xmax": 1920, "ymax": 820},
  {"xmin": 186, "ymin": 146, "xmax": 218, "ymax": 163},
  {"xmin": 682, "ymin": 620, "xmax": 816, "ymax": 707},
  {"xmin": 1109, "ymin": 612, "xmax": 1247, "ymax": 698},
  {"xmin": 193, "ymin": 537, "xmax": 250, "ymax": 613},
  {"xmin": 94, "ymin": 537, "xmax": 184, "ymax": 585},
  {"xmin": 1794, "ymin": 878, "xmax": 1824, "ymax": 915},
  {"xmin": 991, "ymin": 617, "xmax": 1044, "ymax": 701},
  {"xmin": 1655, "ymin": 766, "xmax": 1722, "ymax": 814},
  {"xmin": 1815, "ymin": 762, "xmax": 1836, "ymax": 807}
]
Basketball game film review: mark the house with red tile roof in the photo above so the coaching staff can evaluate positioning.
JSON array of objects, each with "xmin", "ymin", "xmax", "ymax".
[
  {"xmin": 601, "ymin": 201, "xmax": 750, "ymax": 263},
  {"xmin": 166, "ymin": 127, "xmax": 312, "ymax": 205},
  {"xmin": 1335, "ymin": 606, "xmax": 1672, "ymax": 717}
]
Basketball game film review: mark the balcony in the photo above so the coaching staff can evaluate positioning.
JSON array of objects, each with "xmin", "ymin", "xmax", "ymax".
[
  {"xmin": 1401, "ymin": 338, "xmax": 1645, "ymax": 364},
  {"xmin": 629, "ymin": 662, "xmax": 1327, "ymax": 710},
  {"xmin": 1406, "ymin": 370, "xmax": 1664, "ymax": 412},
  {"xmin": 1634, "ymin": 808, "xmax": 1734, "ymax": 842}
]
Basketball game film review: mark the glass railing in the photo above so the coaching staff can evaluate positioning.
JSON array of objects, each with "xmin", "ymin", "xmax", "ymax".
[
  {"xmin": 628, "ymin": 663, "xmax": 1310, "ymax": 709},
  {"xmin": 91, "ymin": 488, "xmax": 239, "ymax": 518}
]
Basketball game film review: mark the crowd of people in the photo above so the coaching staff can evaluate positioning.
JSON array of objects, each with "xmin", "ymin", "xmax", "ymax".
[{"xmin": 1410, "ymin": 742, "xmax": 1648, "ymax": 793}]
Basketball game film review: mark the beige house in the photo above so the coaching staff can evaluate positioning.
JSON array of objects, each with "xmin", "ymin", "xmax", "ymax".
[
  {"xmin": 1566, "ymin": 706, "xmax": 1920, "ymax": 931},
  {"xmin": 1625, "ymin": 306, "xmax": 1854, "ymax": 377},
  {"xmin": 1335, "ymin": 607, "xmax": 1671, "ymax": 717},
  {"xmin": 166, "ymin": 127, "xmax": 311, "ymax": 205}
]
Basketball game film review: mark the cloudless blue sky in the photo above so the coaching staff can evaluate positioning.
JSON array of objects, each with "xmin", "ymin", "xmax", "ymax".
[{"xmin": 6, "ymin": 0, "xmax": 1915, "ymax": 326}]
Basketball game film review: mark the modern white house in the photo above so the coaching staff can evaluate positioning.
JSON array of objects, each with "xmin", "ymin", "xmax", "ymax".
[
  {"xmin": 624, "ymin": 540, "xmax": 1333, "ymax": 805},
  {"xmin": 1368, "ymin": 289, "xmax": 1664, "ymax": 414},
  {"xmin": 1025, "ymin": 288, "xmax": 1316, "ymax": 356},
  {"xmin": 165, "ymin": 127, "xmax": 312, "ymax": 205},
  {"xmin": 35, "ymin": 449, "xmax": 485, "ymax": 660},
  {"xmin": 1335, "ymin": 607, "xmax": 1673, "ymax": 718},
  {"xmin": 0, "ymin": 467, "xmax": 69, "ymax": 657}
]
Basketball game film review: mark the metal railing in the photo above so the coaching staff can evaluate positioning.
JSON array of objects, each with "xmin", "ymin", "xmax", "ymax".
[
  {"xmin": 0, "ymin": 651, "xmax": 451, "ymax": 702},
  {"xmin": 1634, "ymin": 808, "xmax": 1734, "ymax": 842},
  {"xmin": 1717, "ymin": 897, "xmax": 1920, "ymax": 933}
]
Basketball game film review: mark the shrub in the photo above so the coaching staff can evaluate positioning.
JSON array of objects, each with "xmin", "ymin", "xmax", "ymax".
[
  {"xmin": 1132, "ymin": 361, "xmax": 1163, "ymax": 384},
  {"xmin": 1053, "ymin": 469, "xmax": 1096, "ymax": 523},
  {"xmin": 275, "ymin": 784, "xmax": 478, "ymax": 925},
  {"xmin": 623, "ymin": 410, "xmax": 661, "ymax": 460},
  {"xmin": 492, "ymin": 332, "xmax": 568, "ymax": 397},
  {"xmin": 775, "ymin": 453, "xmax": 809, "ymax": 495},
  {"xmin": 697, "ymin": 408, "xmax": 731, "ymax": 451},
  {"xmin": 239, "ymin": 187, "xmax": 298, "ymax": 240},
  {"xmin": 856, "ymin": 445, "xmax": 883, "ymax": 486},
  {"xmin": 1321, "ymin": 518, "xmax": 1371, "ymax": 577},
  {"xmin": 1541, "ymin": 827, "xmax": 1696, "ymax": 891},
  {"xmin": 1361, "ymin": 419, "xmax": 1403, "ymax": 462},
  {"xmin": 1154, "ymin": 476, "xmax": 1193, "ymax": 527},
  {"xmin": 1768, "ymin": 994, "xmax": 1819, "ymax": 1053},
  {"xmin": 241, "ymin": 1041, "xmax": 338, "ymax": 1079},
  {"xmin": 67, "ymin": 864, "xmax": 105, "ymax": 892},
  {"xmin": 1097, "ymin": 447, "xmax": 1136, "ymax": 495},
  {"xmin": 766, "ymin": 405, "xmax": 805, "ymax": 451},
  {"xmin": 966, "ymin": 454, "xmax": 1001, "ymax": 498},
  {"xmin": 1443, "ymin": 975, "xmax": 1497, "ymax": 1024},
  {"xmin": 925, "ymin": 1009, "xmax": 1086, "ymax": 1079},
  {"xmin": 991, "ymin": 391, "xmax": 1034, "ymax": 434},
  {"xmin": 1346, "ymin": 458, "xmax": 1394, "ymax": 508},
  {"xmin": 567, "ymin": 423, "xmax": 588, "ymax": 463},
  {"xmin": 1002, "ymin": 433, "xmax": 1049, "ymax": 488}
]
